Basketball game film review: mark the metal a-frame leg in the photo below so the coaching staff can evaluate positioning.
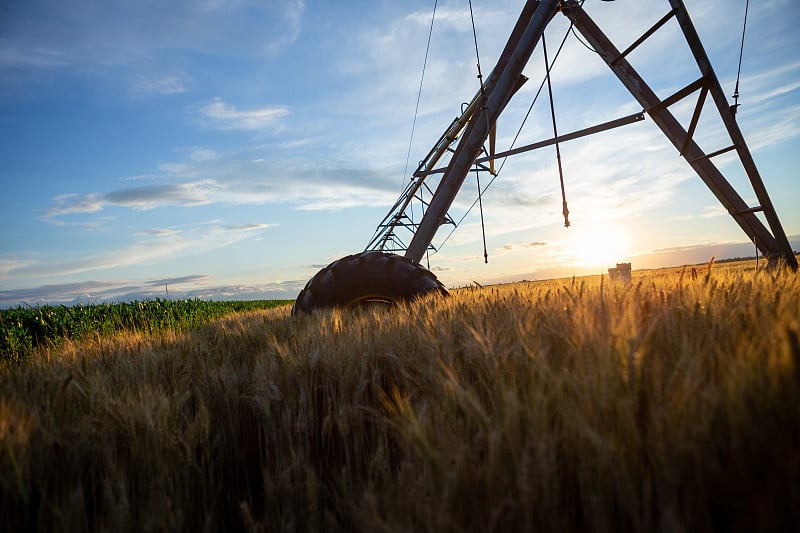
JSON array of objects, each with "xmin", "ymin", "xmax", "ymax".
[
  {"xmin": 404, "ymin": 0, "xmax": 560, "ymax": 264},
  {"xmin": 562, "ymin": 0, "xmax": 797, "ymax": 269}
]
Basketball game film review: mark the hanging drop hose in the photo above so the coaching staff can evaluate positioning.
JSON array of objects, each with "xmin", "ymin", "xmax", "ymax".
[
  {"xmin": 543, "ymin": 35, "xmax": 570, "ymax": 228},
  {"xmin": 731, "ymin": 0, "xmax": 750, "ymax": 115},
  {"xmin": 403, "ymin": 0, "xmax": 438, "ymax": 191},
  {"xmin": 468, "ymin": 0, "xmax": 491, "ymax": 137},
  {"xmin": 475, "ymin": 167, "xmax": 489, "ymax": 263},
  {"xmin": 469, "ymin": 0, "xmax": 490, "ymax": 263},
  {"xmin": 434, "ymin": 19, "xmax": 577, "ymax": 253}
]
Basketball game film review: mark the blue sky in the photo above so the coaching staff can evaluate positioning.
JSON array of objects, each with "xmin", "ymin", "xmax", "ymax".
[{"xmin": 1, "ymin": 0, "xmax": 798, "ymax": 306}]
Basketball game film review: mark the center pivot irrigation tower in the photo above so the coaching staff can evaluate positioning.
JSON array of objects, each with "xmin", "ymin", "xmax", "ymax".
[{"xmin": 292, "ymin": 0, "xmax": 797, "ymax": 315}]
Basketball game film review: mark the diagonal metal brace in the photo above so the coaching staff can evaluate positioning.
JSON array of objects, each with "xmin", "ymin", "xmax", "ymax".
[{"xmin": 561, "ymin": 0, "xmax": 796, "ymax": 269}]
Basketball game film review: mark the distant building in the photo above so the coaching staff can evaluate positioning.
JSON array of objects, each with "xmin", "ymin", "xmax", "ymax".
[{"xmin": 608, "ymin": 262, "xmax": 632, "ymax": 282}]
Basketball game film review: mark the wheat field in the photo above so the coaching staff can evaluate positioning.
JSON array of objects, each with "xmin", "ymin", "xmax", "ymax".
[{"xmin": 1, "ymin": 261, "xmax": 798, "ymax": 532}]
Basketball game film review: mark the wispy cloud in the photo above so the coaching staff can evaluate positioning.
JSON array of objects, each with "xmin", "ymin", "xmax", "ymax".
[
  {"xmin": 43, "ymin": 194, "xmax": 106, "ymax": 224},
  {"xmin": 105, "ymin": 181, "xmax": 223, "ymax": 209},
  {"xmin": 7, "ymin": 222, "xmax": 274, "ymax": 283},
  {"xmin": 700, "ymin": 205, "xmax": 729, "ymax": 219},
  {"xmin": 133, "ymin": 74, "xmax": 188, "ymax": 95},
  {"xmin": 260, "ymin": 0, "xmax": 306, "ymax": 57},
  {"xmin": 103, "ymin": 180, "xmax": 223, "ymax": 211},
  {"xmin": 198, "ymin": 98, "xmax": 289, "ymax": 131},
  {"xmin": 0, "ymin": 275, "xmax": 211, "ymax": 308},
  {"xmin": 186, "ymin": 148, "xmax": 219, "ymax": 161},
  {"xmin": 42, "ymin": 180, "xmax": 224, "ymax": 223},
  {"xmin": 0, "ymin": 277, "xmax": 300, "ymax": 308},
  {"xmin": 0, "ymin": 280, "xmax": 128, "ymax": 307},
  {"xmin": 42, "ymin": 144, "xmax": 402, "ymax": 225},
  {"xmin": 0, "ymin": 257, "xmax": 38, "ymax": 282},
  {"xmin": 221, "ymin": 223, "xmax": 276, "ymax": 232},
  {"xmin": 146, "ymin": 274, "xmax": 209, "ymax": 287},
  {"xmin": 135, "ymin": 228, "xmax": 181, "ymax": 237},
  {"xmin": 495, "ymin": 241, "xmax": 547, "ymax": 256}
]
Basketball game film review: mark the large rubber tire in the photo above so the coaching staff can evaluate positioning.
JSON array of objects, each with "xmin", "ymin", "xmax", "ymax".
[{"xmin": 292, "ymin": 251, "xmax": 449, "ymax": 315}]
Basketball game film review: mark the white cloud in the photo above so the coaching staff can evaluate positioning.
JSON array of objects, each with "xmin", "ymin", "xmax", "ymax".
[
  {"xmin": 0, "ymin": 276, "xmax": 300, "ymax": 308},
  {"xmin": 157, "ymin": 162, "xmax": 190, "ymax": 174},
  {"xmin": 187, "ymin": 148, "xmax": 219, "ymax": 161},
  {"xmin": 133, "ymin": 74, "xmax": 188, "ymax": 95},
  {"xmin": 8, "ymin": 222, "xmax": 274, "ymax": 283},
  {"xmin": 43, "ymin": 194, "xmax": 106, "ymax": 225},
  {"xmin": 739, "ymin": 61, "xmax": 800, "ymax": 103},
  {"xmin": 198, "ymin": 98, "xmax": 290, "ymax": 131},
  {"xmin": 41, "ymin": 144, "xmax": 404, "ymax": 226},
  {"xmin": 220, "ymin": 223, "xmax": 276, "ymax": 232},
  {"xmin": 0, "ymin": 257, "xmax": 38, "ymax": 282},
  {"xmin": 135, "ymin": 228, "xmax": 181, "ymax": 237},
  {"xmin": 701, "ymin": 205, "xmax": 729, "ymax": 219},
  {"xmin": 42, "ymin": 180, "xmax": 225, "ymax": 224},
  {"xmin": 494, "ymin": 241, "xmax": 548, "ymax": 257}
]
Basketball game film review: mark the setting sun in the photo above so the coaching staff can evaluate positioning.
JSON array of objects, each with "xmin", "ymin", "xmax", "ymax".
[{"xmin": 565, "ymin": 222, "xmax": 630, "ymax": 268}]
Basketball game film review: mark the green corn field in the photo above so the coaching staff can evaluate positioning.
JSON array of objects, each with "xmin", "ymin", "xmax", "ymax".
[{"xmin": 0, "ymin": 299, "xmax": 291, "ymax": 365}]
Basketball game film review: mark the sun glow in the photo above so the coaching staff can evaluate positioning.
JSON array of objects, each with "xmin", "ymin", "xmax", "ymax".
[{"xmin": 565, "ymin": 222, "xmax": 630, "ymax": 268}]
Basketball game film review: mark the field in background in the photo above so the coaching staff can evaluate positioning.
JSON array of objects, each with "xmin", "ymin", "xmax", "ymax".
[
  {"xmin": 0, "ymin": 298, "xmax": 292, "ymax": 365},
  {"xmin": 1, "ymin": 260, "xmax": 798, "ymax": 531}
]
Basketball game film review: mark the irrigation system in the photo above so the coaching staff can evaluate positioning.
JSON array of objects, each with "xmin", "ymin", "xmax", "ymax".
[{"xmin": 292, "ymin": 0, "xmax": 796, "ymax": 314}]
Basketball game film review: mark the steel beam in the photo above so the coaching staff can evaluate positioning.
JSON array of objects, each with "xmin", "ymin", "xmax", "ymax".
[
  {"xmin": 667, "ymin": 0, "xmax": 796, "ymax": 268},
  {"xmin": 416, "ymin": 112, "xmax": 645, "ymax": 177},
  {"xmin": 611, "ymin": 8, "xmax": 676, "ymax": 65}
]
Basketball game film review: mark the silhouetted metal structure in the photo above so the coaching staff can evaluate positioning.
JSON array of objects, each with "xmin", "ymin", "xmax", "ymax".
[{"xmin": 294, "ymin": 0, "xmax": 796, "ymax": 314}]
